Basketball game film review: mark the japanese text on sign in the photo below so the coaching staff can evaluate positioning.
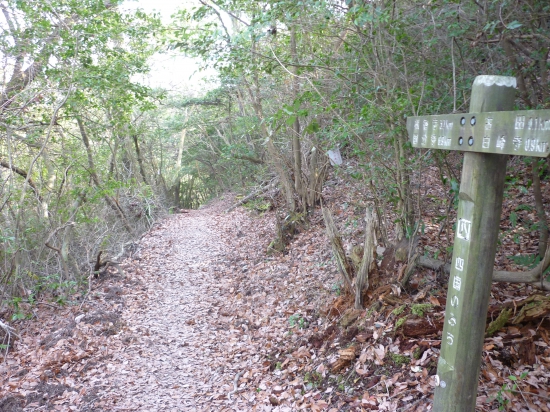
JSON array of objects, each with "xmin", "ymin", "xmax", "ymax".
[{"xmin": 407, "ymin": 110, "xmax": 550, "ymax": 157}]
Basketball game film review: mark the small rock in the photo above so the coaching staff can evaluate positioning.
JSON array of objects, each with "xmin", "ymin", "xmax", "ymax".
[{"xmin": 272, "ymin": 385, "xmax": 284, "ymax": 394}]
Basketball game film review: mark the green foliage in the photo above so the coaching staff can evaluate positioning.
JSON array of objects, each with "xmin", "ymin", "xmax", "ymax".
[
  {"xmin": 331, "ymin": 282, "xmax": 342, "ymax": 296},
  {"xmin": 389, "ymin": 353, "xmax": 410, "ymax": 366},
  {"xmin": 242, "ymin": 199, "xmax": 271, "ymax": 213},
  {"xmin": 9, "ymin": 297, "xmax": 28, "ymax": 321},
  {"xmin": 154, "ymin": 0, "xmax": 550, "ymax": 325},
  {"xmin": 40, "ymin": 273, "xmax": 79, "ymax": 303},
  {"xmin": 0, "ymin": 0, "xmax": 165, "ymax": 312},
  {"xmin": 509, "ymin": 254, "xmax": 540, "ymax": 269},
  {"xmin": 394, "ymin": 316, "xmax": 407, "ymax": 331},
  {"xmin": 492, "ymin": 371, "xmax": 529, "ymax": 410},
  {"xmin": 392, "ymin": 305, "xmax": 406, "ymax": 316},
  {"xmin": 288, "ymin": 313, "xmax": 308, "ymax": 329},
  {"xmin": 304, "ymin": 371, "xmax": 323, "ymax": 388},
  {"xmin": 411, "ymin": 304, "xmax": 433, "ymax": 318}
]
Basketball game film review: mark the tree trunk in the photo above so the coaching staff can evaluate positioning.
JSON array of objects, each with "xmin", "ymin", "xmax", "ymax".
[
  {"xmin": 290, "ymin": 25, "xmax": 305, "ymax": 211},
  {"xmin": 176, "ymin": 128, "xmax": 186, "ymax": 171},
  {"xmin": 391, "ymin": 124, "xmax": 413, "ymax": 240},
  {"xmin": 322, "ymin": 205, "xmax": 354, "ymax": 293},
  {"xmin": 173, "ymin": 179, "xmax": 181, "ymax": 208},
  {"xmin": 0, "ymin": 159, "xmax": 43, "ymax": 202},
  {"xmin": 265, "ymin": 136, "xmax": 296, "ymax": 212},
  {"xmin": 242, "ymin": 40, "xmax": 296, "ymax": 212},
  {"xmin": 184, "ymin": 175, "xmax": 195, "ymax": 209},
  {"xmin": 76, "ymin": 117, "xmax": 135, "ymax": 235},
  {"xmin": 307, "ymin": 146, "xmax": 327, "ymax": 208},
  {"xmin": 355, "ymin": 207, "xmax": 377, "ymax": 309},
  {"xmin": 132, "ymin": 134, "xmax": 149, "ymax": 186},
  {"xmin": 532, "ymin": 159, "xmax": 548, "ymax": 258}
]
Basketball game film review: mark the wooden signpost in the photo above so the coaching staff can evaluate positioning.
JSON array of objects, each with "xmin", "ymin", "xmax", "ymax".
[{"xmin": 406, "ymin": 75, "xmax": 550, "ymax": 411}]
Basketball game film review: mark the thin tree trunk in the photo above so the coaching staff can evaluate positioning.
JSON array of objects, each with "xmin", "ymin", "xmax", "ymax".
[
  {"xmin": 185, "ymin": 175, "xmax": 195, "ymax": 208},
  {"xmin": 532, "ymin": 159, "xmax": 548, "ymax": 257},
  {"xmin": 236, "ymin": 88, "xmax": 258, "ymax": 153},
  {"xmin": 173, "ymin": 179, "xmax": 181, "ymax": 208},
  {"xmin": 242, "ymin": 42, "xmax": 295, "ymax": 211},
  {"xmin": 172, "ymin": 127, "xmax": 187, "ymax": 207},
  {"xmin": 176, "ymin": 128, "xmax": 186, "ymax": 170},
  {"xmin": 290, "ymin": 25, "xmax": 305, "ymax": 210},
  {"xmin": 41, "ymin": 149, "xmax": 56, "ymax": 219},
  {"xmin": 307, "ymin": 146, "xmax": 327, "ymax": 208},
  {"xmin": 322, "ymin": 205, "xmax": 354, "ymax": 294},
  {"xmin": 265, "ymin": 136, "xmax": 296, "ymax": 212},
  {"xmin": 0, "ymin": 159, "xmax": 43, "ymax": 202},
  {"xmin": 76, "ymin": 117, "xmax": 135, "ymax": 235},
  {"xmin": 355, "ymin": 207, "xmax": 377, "ymax": 309},
  {"xmin": 105, "ymin": 108, "xmax": 120, "ymax": 179},
  {"xmin": 132, "ymin": 134, "xmax": 149, "ymax": 185}
]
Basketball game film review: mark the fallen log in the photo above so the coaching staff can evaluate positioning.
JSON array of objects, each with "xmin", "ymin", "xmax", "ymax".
[
  {"xmin": 509, "ymin": 294, "xmax": 550, "ymax": 324},
  {"xmin": 417, "ymin": 243, "xmax": 550, "ymax": 290},
  {"xmin": 225, "ymin": 181, "xmax": 276, "ymax": 213},
  {"xmin": 401, "ymin": 317, "xmax": 442, "ymax": 338},
  {"xmin": 418, "ymin": 256, "xmax": 451, "ymax": 273}
]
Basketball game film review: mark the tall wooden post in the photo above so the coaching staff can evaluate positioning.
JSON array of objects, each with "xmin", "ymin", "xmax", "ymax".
[
  {"xmin": 432, "ymin": 76, "xmax": 516, "ymax": 410},
  {"xmin": 406, "ymin": 75, "xmax": 550, "ymax": 409}
]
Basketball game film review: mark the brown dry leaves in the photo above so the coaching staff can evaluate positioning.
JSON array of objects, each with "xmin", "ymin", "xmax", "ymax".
[{"xmin": 1, "ymin": 158, "xmax": 550, "ymax": 412}]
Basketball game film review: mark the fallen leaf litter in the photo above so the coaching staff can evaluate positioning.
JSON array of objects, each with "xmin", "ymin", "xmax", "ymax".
[{"xmin": 1, "ymin": 168, "xmax": 550, "ymax": 411}]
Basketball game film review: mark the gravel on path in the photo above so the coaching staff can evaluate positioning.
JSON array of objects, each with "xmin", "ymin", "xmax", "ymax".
[{"xmin": 93, "ymin": 201, "xmax": 253, "ymax": 411}]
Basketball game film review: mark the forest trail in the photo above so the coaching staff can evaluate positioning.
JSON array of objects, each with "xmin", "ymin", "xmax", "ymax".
[
  {"xmin": 2, "ymin": 193, "xmax": 335, "ymax": 412},
  {"xmin": 3, "ymin": 189, "xmax": 549, "ymax": 412},
  {"xmin": 92, "ymin": 200, "xmax": 247, "ymax": 411}
]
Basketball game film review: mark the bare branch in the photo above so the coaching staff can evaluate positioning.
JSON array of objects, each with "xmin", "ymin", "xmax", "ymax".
[
  {"xmin": 198, "ymin": 0, "xmax": 231, "ymax": 41},
  {"xmin": 0, "ymin": 159, "xmax": 43, "ymax": 202},
  {"xmin": 209, "ymin": 0, "xmax": 249, "ymax": 27}
]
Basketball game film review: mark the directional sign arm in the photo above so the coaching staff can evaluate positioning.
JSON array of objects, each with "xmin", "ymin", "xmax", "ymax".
[{"xmin": 407, "ymin": 109, "xmax": 550, "ymax": 157}]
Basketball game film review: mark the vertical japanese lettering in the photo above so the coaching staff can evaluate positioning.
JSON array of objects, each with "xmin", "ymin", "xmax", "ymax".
[
  {"xmin": 455, "ymin": 257, "xmax": 464, "ymax": 271},
  {"xmin": 515, "ymin": 115, "xmax": 525, "ymax": 129},
  {"xmin": 448, "ymin": 314, "xmax": 457, "ymax": 327},
  {"xmin": 447, "ymin": 332, "xmax": 454, "ymax": 346},
  {"xmin": 496, "ymin": 136, "xmax": 506, "ymax": 150},
  {"xmin": 452, "ymin": 276, "xmax": 462, "ymax": 291},
  {"xmin": 413, "ymin": 120, "xmax": 420, "ymax": 144},
  {"xmin": 457, "ymin": 219, "xmax": 472, "ymax": 241},
  {"xmin": 438, "ymin": 135, "xmax": 451, "ymax": 147},
  {"xmin": 422, "ymin": 120, "xmax": 428, "ymax": 145}
]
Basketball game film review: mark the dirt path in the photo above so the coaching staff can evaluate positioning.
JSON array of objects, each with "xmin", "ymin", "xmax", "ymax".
[
  {"xmin": 92, "ymin": 203, "xmax": 249, "ymax": 411},
  {"xmin": 3, "ymin": 177, "xmax": 550, "ymax": 411},
  {"xmin": 2, "ymin": 195, "xmax": 331, "ymax": 412}
]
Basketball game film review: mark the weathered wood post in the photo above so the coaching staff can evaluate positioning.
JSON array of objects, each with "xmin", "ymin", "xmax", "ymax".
[
  {"xmin": 407, "ymin": 75, "xmax": 550, "ymax": 411},
  {"xmin": 432, "ymin": 77, "xmax": 515, "ymax": 411}
]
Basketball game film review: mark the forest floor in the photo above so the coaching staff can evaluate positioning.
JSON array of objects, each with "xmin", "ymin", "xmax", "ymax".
[{"xmin": 1, "ymin": 157, "xmax": 550, "ymax": 411}]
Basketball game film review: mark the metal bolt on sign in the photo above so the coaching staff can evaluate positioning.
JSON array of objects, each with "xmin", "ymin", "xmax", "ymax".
[{"xmin": 406, "ymin": 75, "xmax": 550, "ymax": 411}]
